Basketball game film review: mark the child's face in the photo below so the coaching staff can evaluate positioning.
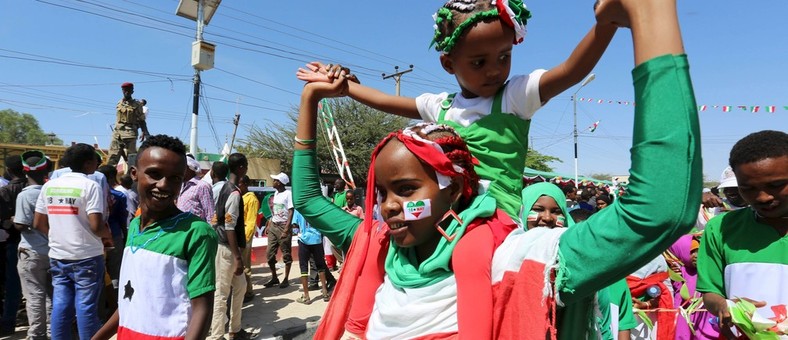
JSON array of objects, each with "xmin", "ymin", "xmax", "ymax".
[
  {"xmin": 596, "ymin": 199, "xmax": 609, "ymax": 210},
  {"xmin": 345, "ymin": 191, "xmax": 355, "ymax": 205},
  {"xmin": 374, "ymin": 140, "xmax": 456, "ymax": 254},
  {"xmin": 132, "ymin": 147, "xmax": 185, "ymax": 214},
  {"xmin": 440, "ymin": 19, "xmax": 514, "ymax": 99},
  {"xmin": 734, "ymin": 155, "xmax": 788, "ymax": 219},
  {"xmin": 526, "ymin": 196, "xmax": 565, "ymax": 230}
]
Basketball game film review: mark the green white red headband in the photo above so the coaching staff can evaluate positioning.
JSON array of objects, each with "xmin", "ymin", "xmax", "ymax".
[
  {"xmin": 21, "ymin": 150, "xmax": 48, "ymax": 172},
  {"xmin": 431, "ymin": 0, "xmax": 531, "ymax": 53}
]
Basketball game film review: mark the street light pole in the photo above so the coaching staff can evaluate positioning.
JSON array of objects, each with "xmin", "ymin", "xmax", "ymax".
[
  {"xmin": 573, "ymin": 73, "xmax": 595, "ymax": 186},
  {"xmin": 188, "ymin": 0, "xmax": 205, "ymax": 156},
  {"xmin": 176, "ymin": 0, "xmax": 220, "ymax": 156}
]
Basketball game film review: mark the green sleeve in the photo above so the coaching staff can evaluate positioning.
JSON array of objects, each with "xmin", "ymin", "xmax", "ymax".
[
  {"xmin": 611, "ymin": 279, "xmax": 637, "ymax": 330},
  {"xmin": 292, "ymin": 149, "xmax": 361, "ymax": 253},
  {"xmin": 596, "ymin": 288, "xmax": 614, "ymax": 340},
  {"xmin": 186, "ymin": 220, "xmax": 219, "ymax": 298},
  {"xmin": 556, "ymin": 54, "xmax": 702, "ymax": 302},
  {"xmin": 695, "ymin": 215, "xmax": 726, "ymax": 296}
]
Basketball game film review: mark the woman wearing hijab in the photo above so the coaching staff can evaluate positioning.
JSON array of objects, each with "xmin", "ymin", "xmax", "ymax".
[{"xmin": 667, "ymin": 234, "xmax": 719, "ymax": 339}]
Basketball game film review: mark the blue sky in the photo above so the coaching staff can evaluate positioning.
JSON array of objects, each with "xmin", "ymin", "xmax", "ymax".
[{"xmin": 1, "ymin": 0, "xmax": 786, "ymax": 181}]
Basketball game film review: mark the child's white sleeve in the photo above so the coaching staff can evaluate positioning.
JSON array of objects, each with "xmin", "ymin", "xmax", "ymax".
[
  {"xmin": 506, "ymin": 69, "xmax": 547, "ymax": 120},
  {"xmin": 415, "ymin": 92, "xmax": 451, "ymax": 122}
]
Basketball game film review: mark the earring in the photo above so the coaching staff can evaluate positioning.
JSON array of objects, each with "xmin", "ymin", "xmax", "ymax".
[{"xmin": 434, "ymin": 210, "xmax": 463, "ymax": 242}]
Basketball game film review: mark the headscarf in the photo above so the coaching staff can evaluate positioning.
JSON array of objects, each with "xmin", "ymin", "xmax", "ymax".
[
  {"xmin": 520, "ymin": 182, "xmax": 575, "ymax": 229},
  {"xmin": 667, "ymin": 235, "xmax": 720, "ymax": 339}
]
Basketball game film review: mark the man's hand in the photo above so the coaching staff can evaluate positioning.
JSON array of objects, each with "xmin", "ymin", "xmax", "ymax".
[
  {"xmin": 234, "ymin": 256, "xmax": 244, "ymax": 276},
  {"xmin": 704, "ymin": 293, "xmax": 766, "ymax": 339},
  {"xmin": 702, "ymin": 191, "xmax": 725, "ymax": 208}
]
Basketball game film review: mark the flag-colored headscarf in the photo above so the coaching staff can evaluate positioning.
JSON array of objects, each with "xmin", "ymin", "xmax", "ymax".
[
  {"xmin": 363, "ymin": 123, "xmax": 476, "ymax": 232},
  {"xmin": 520, "ymin": 182, "xmax": 575, "ymax": 229}
]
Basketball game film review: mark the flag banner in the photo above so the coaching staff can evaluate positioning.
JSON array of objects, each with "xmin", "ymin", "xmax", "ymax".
[
  {"xmin": 587, "ymin": 120, "xmax": 600, "ymax": 133},
  {"xmin": 572, "ymin": 98, "xmax": 785, "ymax": 113}
]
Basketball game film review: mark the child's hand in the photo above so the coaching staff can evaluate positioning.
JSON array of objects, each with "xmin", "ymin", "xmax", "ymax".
[
  {"xmin": 297, "ymin": 62, "xmax": 360, "ymax": 84},
  {"xmin": 594, "ymin": 0, "xmax": 631, "ymax": 28}
]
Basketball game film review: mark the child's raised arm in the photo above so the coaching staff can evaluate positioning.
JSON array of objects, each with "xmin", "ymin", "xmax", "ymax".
[
  {"xmin": 537, "ymin": 23, "xmax": 617, "ymax": 103},
  {"xmin": 297, "ymin": 62, "xmax": 420, "ymax": 119}
]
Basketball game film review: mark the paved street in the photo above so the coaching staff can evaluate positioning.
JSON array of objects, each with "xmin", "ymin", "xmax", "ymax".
[{"xmin": 2, "ymin": 260, "xmax": 330, "ymax": 340}]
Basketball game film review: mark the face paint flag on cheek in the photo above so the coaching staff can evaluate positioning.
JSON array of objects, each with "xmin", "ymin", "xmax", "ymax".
[
  {"xmin": 526, "ymin": 210, "xmax": 539, "ymax": 222},
  {"xmin": 555, "ymin": 216, "xmax": 566, "ymax": 228},
  {"xmin": 404, "ymin": 199, "xmax": 432, "ymax": 221}
]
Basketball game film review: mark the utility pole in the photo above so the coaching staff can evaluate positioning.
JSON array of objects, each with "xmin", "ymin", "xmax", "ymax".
[
  {"xmin": 228, "ymin": 113, "xmax": 240, "ymax": 153},
  {"xmin": 382, "ymin": 65, "xmax": 414, "ymax": 96},
  {"xmin": 572, "ymin": 73, "xmax": 595, "ymax": 186},
  {"xmin": 188, "ymin": 0, "xmax": 205, "ymax": 156},
  {"xmin": 176, "ymin": 0, "xmax": 220, "ymax": 156}
]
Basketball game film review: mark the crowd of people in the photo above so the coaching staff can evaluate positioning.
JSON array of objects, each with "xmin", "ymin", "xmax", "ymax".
[{"xmin": 0, "ymin": 0, "xmax": 786, "ymax": 339}]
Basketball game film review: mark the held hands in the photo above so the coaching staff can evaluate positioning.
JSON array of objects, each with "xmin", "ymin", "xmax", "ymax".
[{"xmin": 297, "ymin": 62, "xmax": 360, "ymax": 85}]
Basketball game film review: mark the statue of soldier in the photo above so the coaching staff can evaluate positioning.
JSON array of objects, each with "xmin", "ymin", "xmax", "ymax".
[{"xmin": 108, "ymin": 82, "xmax": 150, "ymax": 166}]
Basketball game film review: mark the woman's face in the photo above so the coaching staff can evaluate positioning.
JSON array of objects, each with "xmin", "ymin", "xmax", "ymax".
[
  {"xmin": 526, "ymin": 195, "xmax": 566, "ymax": 230},
  {"xmin": 596, "ymin": 199, "xmax": 609, "ymax": 210},
  {"xmin": 690, "ymin": 249, "xmax": 698, "ymax": 268},
  {"xmin": 374, "ymin": 140, "xmax": 455, "ymax": 259}
]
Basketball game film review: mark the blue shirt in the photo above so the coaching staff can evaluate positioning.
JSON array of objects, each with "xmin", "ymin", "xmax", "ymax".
[
  {"xmin": 107, "ymin": 189, "xmax": 128, "ymax": 238},
  {"xmin": 293, "ymin": 210, "xmax": 322, "ymax": 245}
]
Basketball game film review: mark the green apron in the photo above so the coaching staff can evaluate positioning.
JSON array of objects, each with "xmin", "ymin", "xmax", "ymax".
[{"xmin": 437, "ymin": 85, "xmax": 531, "ymax": 221}]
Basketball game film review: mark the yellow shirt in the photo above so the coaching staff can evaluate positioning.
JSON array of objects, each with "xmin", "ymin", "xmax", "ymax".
[{"xmin": 242, "ymin": 192, "xmax": 260, "ymax": 242}]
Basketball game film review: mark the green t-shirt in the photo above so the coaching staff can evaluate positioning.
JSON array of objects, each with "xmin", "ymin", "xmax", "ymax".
[
  {"xmin": 118, "ymin": 212, "xmax": 218, "ymax": 337},
  {"xmin": 333, "ymin": 190, "xmax": 347, "ymax": 208},
  {"xmin": 123, "ymin": 212, "xmax": 218, "ymax": 299},
  {"xmin": 696, "ymin": 209, "xmax": 788, "ymax": 321}
]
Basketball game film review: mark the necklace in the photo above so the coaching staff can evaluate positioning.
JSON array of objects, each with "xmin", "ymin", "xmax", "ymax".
[{"xmin": 130, "ymin": 212, "xmax": 190, "ymax": 254}]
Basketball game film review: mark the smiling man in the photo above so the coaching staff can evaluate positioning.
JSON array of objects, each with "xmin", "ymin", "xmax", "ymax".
[
  {"xmin": 697, "ymin": 130, "xmax": 788, "ymax": 338},
  {"xmin": 94, "ymin": 134, "xmax": 217, "ymax": 340}
]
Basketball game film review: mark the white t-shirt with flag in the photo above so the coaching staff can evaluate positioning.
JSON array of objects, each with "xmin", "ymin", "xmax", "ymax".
[
  {"xmin": 35, "ymin": 172, "xmax": 104, "ymax": 260},
  {"xmin": 270, "ymin": 189, "xmax": 293, "ymax": 224},
  {"xmin": 117, "ymin": 213, "xmax": 218, "ymax": 340}
]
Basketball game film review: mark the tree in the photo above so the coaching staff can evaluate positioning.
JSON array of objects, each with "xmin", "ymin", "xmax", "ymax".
[
  {"xmin": 524, "ymin": 148, "xmax": 562, "ymax": 172},
  {"xmin": 237, "ymin": 98, "xmax": 410, "ymax": 186},
  {"xmin": 0, "ymin": 109, "xmax": 63, "ymax": 145},
  {"xmin": 588, "ymin": 173, "xmax": 614, "ymax": 181}
]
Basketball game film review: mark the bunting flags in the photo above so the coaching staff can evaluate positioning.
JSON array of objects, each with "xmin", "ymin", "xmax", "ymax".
[{"xmin": 573, "ymin": 97, "xmax": 785, "ymax": 113}]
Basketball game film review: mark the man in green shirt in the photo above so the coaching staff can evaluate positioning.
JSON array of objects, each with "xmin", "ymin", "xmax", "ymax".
[{"xmin": 697, "ymin": 130, "xmax": 788, "ymax": 338}]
